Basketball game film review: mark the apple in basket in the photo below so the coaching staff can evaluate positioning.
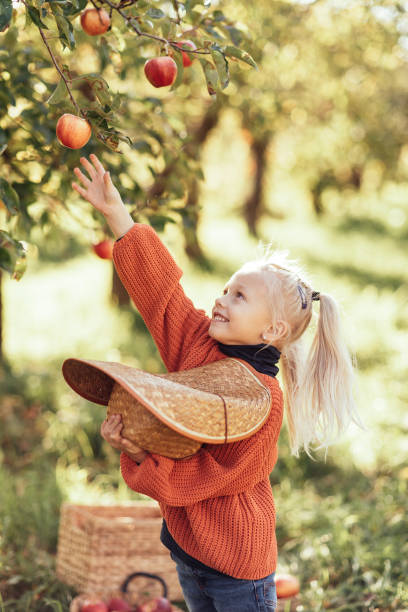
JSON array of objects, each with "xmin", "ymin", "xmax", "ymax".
[
  {"xmin": 136, "ymin": 597, "xmax": 172, "ymax": 611},
  {"xmin": 107, "ymin": 597, "xmax": 133, "ymax": 612},
  {"xmin": 80, "ymin": 599, "xmax": 109, "ymax": 612}
]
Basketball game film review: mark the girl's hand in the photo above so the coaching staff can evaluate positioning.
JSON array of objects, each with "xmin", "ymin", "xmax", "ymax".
[
  {"xmin": 101, "ymin": 414, "xmax": 148, "ymax": 464},
  {"xmin": 72, "ymin": 153, "xmax": 124, "ymax": 215}
]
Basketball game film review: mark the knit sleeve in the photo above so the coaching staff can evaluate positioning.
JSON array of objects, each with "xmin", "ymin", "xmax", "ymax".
[
  {"xmin": 112, "ymin": 223, "xmax": 211, "ymax": 371},
  {"xmin": 119, "ymin": 399, "xmax": 282, "ymax": 506}
]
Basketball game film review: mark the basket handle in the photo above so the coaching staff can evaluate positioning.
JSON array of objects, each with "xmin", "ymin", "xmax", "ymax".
[{"xmin": 120, "ymin": 572, "xmax": 168, "ymax": 599}]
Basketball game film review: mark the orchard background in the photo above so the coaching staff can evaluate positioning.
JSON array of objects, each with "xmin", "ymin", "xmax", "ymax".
[{"xmin": 0, "ymin": 0, "xmax": 408, "ymax": 610}]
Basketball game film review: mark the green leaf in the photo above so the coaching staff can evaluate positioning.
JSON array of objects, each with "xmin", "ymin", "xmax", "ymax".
[
  {"xmin": 50, "ymin": 4, "xmax": 75, "ymax": 50},
  {"xmin": 60, "ymin": 0, "xmax": 87, "ymax": 16},
  {"xmin": 146, "ymin": 8, "xmax": 166, "ymax": 19},
  {"xmin": 212, "ymin": 10, "xmax": 226, "ymax": 22},
  {"xmin": 210, "ymin": 47, "xmax": 229, "ymax": 89},
  {"xmin": 47, "ymin": 79, "xmax": 69, "ymax": 105},
  {"xmin": 0, "ymin": 178, "xmax": 20, "ymax": 215},
  {"xmin": 223, "ymin": 26, "xmax": 244, "ymax": 46},
  {"xmin": 203, "ymin": 25, "xmax": 225, "ymax": 41},
  {"xmin": 149, "ymin": 214, "xmax": 176, "ymax": 232},
  {"xmin": 223, "ymin": 45, "xmax": 257, "ymax": 69},
  {"xmin": 72, "ymin": 73, "xmax": 112, "ymax": 106},
  {"xmin": 199, "ymin": 58, "xmax": 218, "ymax": 96},
  {"xmin": 0, "ymin": 231, "xmax": 26, "ymax": 279},
  {"xmin": 26, "ymin": 5, "xmax": 49, "ymax": 29},
  {"xmin": 170, "ymin": 46, "xmax": 184, "ymax": 91},
  {"xmin": 0, "ymin": 0, "xmax": 12, "ymax": 32},
  {"xmin": 185, "ymin": 0, "xmax": 205, "ymax": 11}
]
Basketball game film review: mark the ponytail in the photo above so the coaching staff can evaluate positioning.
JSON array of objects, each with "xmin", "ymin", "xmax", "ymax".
[{"xmin": 281, "ymin": 293, "xmax": 363, "ymax": 457}]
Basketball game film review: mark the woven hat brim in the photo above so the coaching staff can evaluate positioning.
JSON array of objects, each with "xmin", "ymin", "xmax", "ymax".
[{"xmin": 62, "ymin": 358, "xmax": 271, "ymax": 444}]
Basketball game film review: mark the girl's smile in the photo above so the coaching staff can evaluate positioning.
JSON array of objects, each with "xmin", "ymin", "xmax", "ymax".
[{"xmin": 209, "ymin": 270, "xmax": 275, "ymax": 346}]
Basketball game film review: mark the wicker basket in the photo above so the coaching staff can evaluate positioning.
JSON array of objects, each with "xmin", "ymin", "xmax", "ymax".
[{"xmin": 56, "ymin": 501, "xmax": 183, "ymax": 601}]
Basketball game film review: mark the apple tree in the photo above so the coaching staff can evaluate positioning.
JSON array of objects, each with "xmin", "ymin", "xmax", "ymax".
[{"xmin": 0, "ymin": 0, "xmax": 258, "ymax": 283}]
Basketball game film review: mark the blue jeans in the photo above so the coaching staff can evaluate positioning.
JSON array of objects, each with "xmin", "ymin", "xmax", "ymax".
[{"xmin": 170, "ymin": 552, "xmax": 277, "ymax": 612}]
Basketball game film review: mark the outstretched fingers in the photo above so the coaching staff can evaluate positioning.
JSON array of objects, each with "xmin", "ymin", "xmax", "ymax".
[
  {"xmin": 72, "ymin": 182, "xmax": 87, "ymax": 198},
  {"xmin": 90, "ymin": 153, "xmax": 106, "ymax": 175},
  {"xmin": 74, "ymin": 166, "xmax": 91, "ymax": 187},
  {"xmin": 80, "ymin": 156, "xmax": 97, "ymax": 179}
]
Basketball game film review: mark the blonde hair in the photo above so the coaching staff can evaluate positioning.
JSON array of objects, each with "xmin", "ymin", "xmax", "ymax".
[{"xmin": 240, "ymin": 249, "xmax": 363, "ymax": 457}]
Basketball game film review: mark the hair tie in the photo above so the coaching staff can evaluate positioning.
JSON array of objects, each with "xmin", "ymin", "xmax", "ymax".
[
  {"xmin": 312, "ymin": 291, "xmax": 320, "ymax": 301},
  {"xmin": 297, "ymin": 284, "xmax": 307, "ymax": 309}
]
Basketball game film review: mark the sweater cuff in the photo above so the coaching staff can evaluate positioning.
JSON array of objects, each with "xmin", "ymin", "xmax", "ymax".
[{"xmin": 115, "ymin": 223, "xmax": 137, "ymax": 243}]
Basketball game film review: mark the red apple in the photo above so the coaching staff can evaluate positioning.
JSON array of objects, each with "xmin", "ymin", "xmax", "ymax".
[
  {"xmin": 56, "ymin": 114, "xmax": 91, "ymax": 149},
  {"xmin": 80, "ymin": 8, "xmax": 110, "ymax": 36},
  {"xmin": 137, "ymin": 597, "xmax": 172, "ymax": 612},
  {"xmin": 144, "ymin": 57, "xmax": 177, "ymax": 88},
  {"xmin": 107, "ymin": 596, "xmax": 132, "ymax": 612},
  {"xmin": 171, "ymin": 40, "xmax": 197, "ymax": 67},
  {"xmin": 275, "ymin": 573, "xmax": 300, "ymax": 599},
  {"xmin": 80, "ymin": 599, "xmax": 109, "ymax": 612},
  {"xmin": 92, "ymin": 239, "xmax": 114, "ymax": 260}
]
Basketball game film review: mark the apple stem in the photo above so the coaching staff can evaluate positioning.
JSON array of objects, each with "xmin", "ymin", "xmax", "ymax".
[{"xmin": 96, "ymin": 0, "xmax": 208, "ymax": 57}]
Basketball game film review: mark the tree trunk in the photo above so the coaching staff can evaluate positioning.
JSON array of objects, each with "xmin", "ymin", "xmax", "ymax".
[
  {"xmin": 243, "ymin": 137, "xmax": 269, "ymax": 237},
  {"xmin": 111, "ymin": 263, "xmax": 130, "ymax": 307},
  {"xmin": 0, "ymin": 270, "xmax": 3, "ymax": 363},
  {"xmin": 181, "ymin": 104, "xmax": 221, "ymax": 265},
  {"xmin": 145, "ymin": 102, "xmax": 221, "ymax": 267}
]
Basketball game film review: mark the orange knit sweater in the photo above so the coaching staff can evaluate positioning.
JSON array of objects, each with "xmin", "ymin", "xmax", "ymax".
[{"xmin": 112, "ymin": 223, "xmax": 284, "ymax": 580}]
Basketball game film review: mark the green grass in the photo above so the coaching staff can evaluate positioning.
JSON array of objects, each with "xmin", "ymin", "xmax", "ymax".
[{"xmin": 1, "ymin": 109, "xmax": 408, "ymax": 610}]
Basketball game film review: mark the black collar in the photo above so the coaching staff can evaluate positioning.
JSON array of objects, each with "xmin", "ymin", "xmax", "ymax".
[{"xmin": 217, "ymin": 342, "xmax": 281, "ymax": 377}]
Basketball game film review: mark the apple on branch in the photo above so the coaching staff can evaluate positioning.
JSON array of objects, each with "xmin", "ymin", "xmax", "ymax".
[
  {"xmin": 144, "ymin": 57, "xmax": 177, "ymax": 88},
  {"xmin": 56, "ymin": 114, "xmax": 91, "ymax": 149},
  {"xmin": 93, "ymin": 239, "xmax": 114, "ymax": 260},
  {"xmin": 80, "ymin": 8, "xmax": 110, "ymax": 36},
  {"xmin": 170, "ymin": 40, "xmax": 197, "ymax": 67}
]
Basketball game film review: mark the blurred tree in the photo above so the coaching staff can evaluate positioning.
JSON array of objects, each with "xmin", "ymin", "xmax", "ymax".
[
  {"xmin": 0, "ymin": 0, "xmax": 257, "ymax": 359},
  {"xmin": 2, "ymin": 0, "xmax": 408, "ymax": 357},
  {"xmin": 0, "ymin": 0, "xmax": 257, "ymax": 277}
]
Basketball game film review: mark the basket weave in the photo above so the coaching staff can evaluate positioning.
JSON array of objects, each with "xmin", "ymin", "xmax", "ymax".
[{"xmin": 56, "ymin": 501, "xmax": 183, "ymax": 601}]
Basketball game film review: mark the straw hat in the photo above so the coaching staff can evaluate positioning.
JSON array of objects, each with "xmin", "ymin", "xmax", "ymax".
[{"xmin": 62, "ymin": 358, "xmax": 271, "ymax": 459}]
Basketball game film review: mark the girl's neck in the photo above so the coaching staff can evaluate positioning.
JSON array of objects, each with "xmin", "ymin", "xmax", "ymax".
[{"xmin": 217, "ymin": 342, "xmax": 281, "ymax": 378}]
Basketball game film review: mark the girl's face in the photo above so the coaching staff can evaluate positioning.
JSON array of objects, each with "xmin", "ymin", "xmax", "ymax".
[{"xmin": 208, "ymin": 269, "xmax": 274, "ymax": 346}]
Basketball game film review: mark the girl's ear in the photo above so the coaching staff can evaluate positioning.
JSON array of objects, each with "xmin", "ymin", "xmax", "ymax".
[{"xmin": 263, "ymin": 320, "xmax": 290, "ymax": 345}]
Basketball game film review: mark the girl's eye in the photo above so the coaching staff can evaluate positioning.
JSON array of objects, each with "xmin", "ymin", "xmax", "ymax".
[{"xmin": 236, "ymin": 292, "xmax": 244, "ymax": 299}]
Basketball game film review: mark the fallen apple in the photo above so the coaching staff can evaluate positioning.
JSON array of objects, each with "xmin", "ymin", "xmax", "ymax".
[
  {"xmin": 80, "ymin": 599, "xmax": 109, "ymax": 612},
  {"xmin": 137, "ymin": 597, "xmax": 172, "ymax": 612},
  {"xmin": 144, "ymin": 57, "xmax": 177, "ymax": 88},
  {"xmin": 275, "ymin": 573, "xmax": 300, "ymax": 599},
  {"xmin": 80, "ymin": 8, "xmax": 110, "ymax": 36},
  {"xmin": 170, "ymin": 40, "xmax": 197, "ymax": 67},
  {"xmin": 92, "ymin": 239, "xmax": 114, "ymax": 260},
  {"xmin": 107, "ymin": 596, "xmax": 132, "ymax": 612},
  {"xmin": 56, "ymin": 114, "xmax": 91, "ymax": 149}
]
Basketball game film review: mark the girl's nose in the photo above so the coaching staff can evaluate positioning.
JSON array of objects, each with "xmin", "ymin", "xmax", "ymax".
[{"xmin": 215, "ymin": 295, "xmax": 225, "ymax": 308}]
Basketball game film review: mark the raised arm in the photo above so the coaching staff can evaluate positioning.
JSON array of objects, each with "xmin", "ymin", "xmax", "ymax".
[{"xmin": 72, "ymin": 154, "xmax": 213, "ymax": 371}]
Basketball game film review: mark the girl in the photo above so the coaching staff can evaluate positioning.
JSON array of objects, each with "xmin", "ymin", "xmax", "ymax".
[{"xmin": 72, "ymin": 154, "xmax": 360, "ymax": 612}]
